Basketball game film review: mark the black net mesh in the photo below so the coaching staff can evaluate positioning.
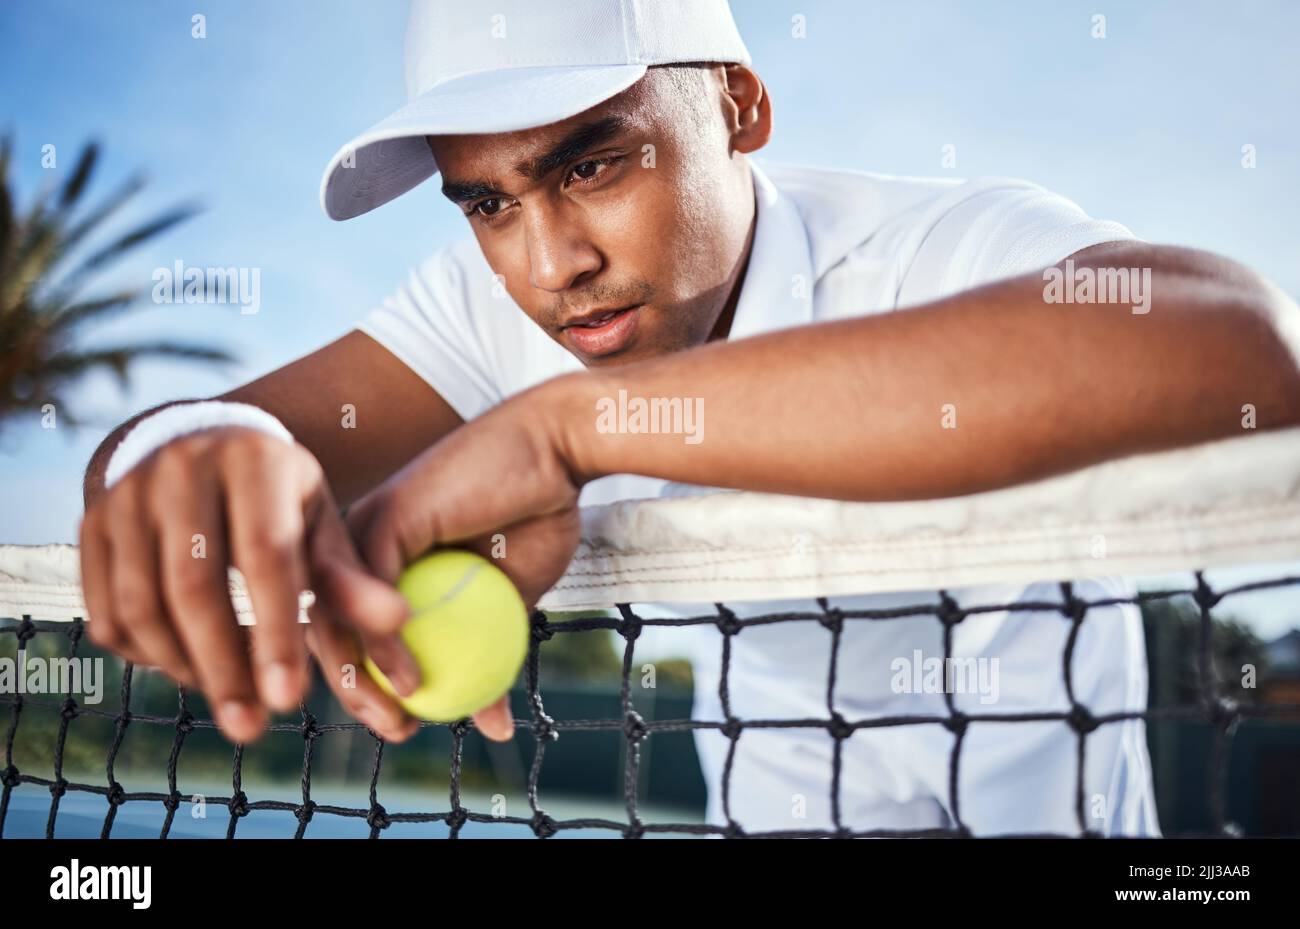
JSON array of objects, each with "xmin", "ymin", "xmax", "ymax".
[{"xmin": 2, "ymin": 571, "xmax": 1299, "ymax": 839}]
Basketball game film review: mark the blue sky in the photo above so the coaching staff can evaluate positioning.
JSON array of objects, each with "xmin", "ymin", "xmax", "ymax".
[{"xmin": 1, "ymin": 1, "xmax": 1297, "ymax": 631}]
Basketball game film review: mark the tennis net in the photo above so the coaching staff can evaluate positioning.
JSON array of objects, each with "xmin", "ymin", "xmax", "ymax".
[{"xmin": 2, "ymin": 426, "xmax": 1299, "ymax": 838}]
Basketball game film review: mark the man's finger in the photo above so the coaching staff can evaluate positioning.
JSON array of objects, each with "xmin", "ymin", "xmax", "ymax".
[
  {"xmin": 353, "ymin": 629, "xmax": 420, "ymax": 698},
  {"xmin": 472, "ymin": 696, "xmax": 515, "ymax": 742},
  {"xmin": 302, "ymin": 605, "xmax": 419, "ymax": 743},
  {"xmin": 307, "ymin": 489, "xmax": 418, "ymax": 695},
  {"xmin": 79, "ymin": 513, "xmax": 128, "ymax": 655},
  {"xmin": 152, "ymin": 452, "xmax": 265, "ymax": 743},
  {"xmin": 103, "ymin": 481, "xmax": 196, "ymax": 687},
  {"xmin": 221, "ymin": 438, "xmax": 311, "ymax": 712},
  {"xmin": 343, "ymin": 492, "xmax": 410, "ymax": 585}
]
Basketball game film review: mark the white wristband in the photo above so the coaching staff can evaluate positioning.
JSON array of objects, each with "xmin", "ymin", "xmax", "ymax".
[{"xmin": 105, "ymin": 400, "xmax": 295, "ymax": 489}]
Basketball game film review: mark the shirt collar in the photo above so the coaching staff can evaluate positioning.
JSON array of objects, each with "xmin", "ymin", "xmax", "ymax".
[{"xmin": 724, "ymin": 159, "xmax": 816, "ymax": 341}]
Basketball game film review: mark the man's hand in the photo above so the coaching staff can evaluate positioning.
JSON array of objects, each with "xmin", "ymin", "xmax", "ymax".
[
  {"xmin": 345, "ymin": 385, "xmax": 584, "ymax": 741},
  {"xmin": 79, "ymin": 426, "xmax": 421, "ymax": 744}
]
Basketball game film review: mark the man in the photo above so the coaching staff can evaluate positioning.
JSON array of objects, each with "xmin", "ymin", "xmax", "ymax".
[{"xmin": 81, "ymin": 0, "xmax": 1300, "ymax": 834}]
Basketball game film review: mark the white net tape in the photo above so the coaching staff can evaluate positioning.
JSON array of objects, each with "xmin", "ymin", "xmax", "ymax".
[{"xmin": 3, "ymin": 426, "xmax": 1299, "ymax": 619}]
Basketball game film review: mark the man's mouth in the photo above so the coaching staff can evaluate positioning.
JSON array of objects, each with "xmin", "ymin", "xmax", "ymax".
[
  {"xmin": 561, "ymin": 304, "xmax": 642, "ymax": 357},
  {"xmin": 562, "ymin": 304, "xmax": 638, "ymax": 328}
]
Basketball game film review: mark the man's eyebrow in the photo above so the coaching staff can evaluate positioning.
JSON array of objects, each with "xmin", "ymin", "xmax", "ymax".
[
  {"xmin": 438, "ymin": 115, "xmax": 630, "ymax": 204},
  {"xmin": 513, "ymin": 115, "xmax": 630, "ymax": 182},
  {"xmin": 440, "ymin": 178, "xmax": 500, "ymax": 205}
]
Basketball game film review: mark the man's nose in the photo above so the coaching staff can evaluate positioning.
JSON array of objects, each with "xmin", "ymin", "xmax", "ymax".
[{"xmin": 523, "ymin": 210, "xmax": 602, "ymax": 293}]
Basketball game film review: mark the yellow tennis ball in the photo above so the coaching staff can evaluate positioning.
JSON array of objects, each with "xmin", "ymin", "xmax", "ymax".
[{"xmin": 363, "ymin": 550, "xmax": 528, "ymax": 722}]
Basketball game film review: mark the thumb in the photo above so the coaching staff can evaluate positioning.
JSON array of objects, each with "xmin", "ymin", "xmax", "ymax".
[
  {"xmin": 472, "ymin": 696, "xmax": 515, "ymax": 742},
  {"xmin": 344, "ymin": 489, "xmax": 425, "ymax": 587}
]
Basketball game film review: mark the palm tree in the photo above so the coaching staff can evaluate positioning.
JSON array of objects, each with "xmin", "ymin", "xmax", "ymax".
[{"xmin": 0, "ymin": 135, "xmax": 232, "ymax": 428}]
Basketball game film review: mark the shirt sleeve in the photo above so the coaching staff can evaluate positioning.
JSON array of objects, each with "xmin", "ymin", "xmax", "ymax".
[
  {"xmin": 355, "ymin": 247, "xmax": 504, "ymax": 422},
  {"xmin": 896, "ymin": 179, "xmax": 1139, "ymax": 306}
]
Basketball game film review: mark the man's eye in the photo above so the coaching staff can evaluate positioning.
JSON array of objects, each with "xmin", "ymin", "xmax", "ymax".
[
  {"xmin": 567, "ymin": 156, "xmax": 621, "ymax": 185},
  {"xmin": 474, "ymin": 198, "xmax": 504, "ymax": 216}
]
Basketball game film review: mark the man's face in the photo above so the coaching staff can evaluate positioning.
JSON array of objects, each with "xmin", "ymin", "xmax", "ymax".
[{"xmin": 428, "ymin": 66, "xmax": 762, "ymax": 367}]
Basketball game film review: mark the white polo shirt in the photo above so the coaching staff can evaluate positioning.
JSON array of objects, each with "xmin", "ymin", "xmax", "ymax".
[{"xmin": 357, "ymin": 160, "xmax": 1159, "ymax": 836}]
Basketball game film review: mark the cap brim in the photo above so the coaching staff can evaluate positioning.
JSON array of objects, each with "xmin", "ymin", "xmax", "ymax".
[{"xmin": 320, "ymin": 63, "xmax": 648, "ymax": 221}]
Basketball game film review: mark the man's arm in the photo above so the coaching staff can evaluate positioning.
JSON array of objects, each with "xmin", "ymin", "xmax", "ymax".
[
  {"xmin": 84, "ymin": 330, "xmax": 464, "ymax": 507},
  {"xmin": 218, "ymin": 330, "xmax": 465, "ymax": 504},
  {"xmin": 554, "ymin": 242, "xmax": 1300, "ymax": 499},
  {"xmin": 343, "ymin": 242, "xmax": 1300, "ymax": 602}
]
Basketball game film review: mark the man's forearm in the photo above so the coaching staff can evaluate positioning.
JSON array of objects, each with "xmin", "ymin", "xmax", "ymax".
[{"xmin": 552, "ymin": 244, "xmax": 1300, "ymax": 501}]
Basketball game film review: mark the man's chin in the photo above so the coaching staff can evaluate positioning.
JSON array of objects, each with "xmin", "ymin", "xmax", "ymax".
[{"xmin": 573, "ymin": 343, "xmax": 643, "ymax": 368}]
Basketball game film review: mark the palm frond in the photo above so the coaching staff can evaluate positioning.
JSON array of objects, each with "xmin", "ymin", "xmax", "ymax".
[
  {"xmin": 46, "ymin": 290, "xmax": 139, "ymax": 330},
  {"xmin": 0, "ymin": 134, "xmax": 13, "ymax": 289},
  {"xmin": 58, "ymin": 141, "xmax": 98, "ymax": 209},
  {"xmin": 64, "ymin": 203, "xmax": 199, "ymax": 281},
  {"xmin": 1, "ymin": 198, "xmax": 58, "ymax": 311},
  {"xmin": 0, "ymin": 136, "xmax": 232, "ymax": 430},
  {"xmin": 38, "ymin": 342, "xmax": 234, "ymax": 386},
  {"xmin": 48, "ymin": 172, "xmax": 146, "ymax": 280}
]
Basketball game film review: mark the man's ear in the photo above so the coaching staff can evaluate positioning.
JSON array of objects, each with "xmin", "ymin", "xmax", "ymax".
[{"xmin": 721, "ymin": 64, "xmax": 773, "ymax": 155}]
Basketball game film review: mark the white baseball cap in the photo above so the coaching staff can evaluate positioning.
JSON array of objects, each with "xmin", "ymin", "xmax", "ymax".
[{"xmin": 320, "ymin": 0, "xmax": 751, "ymax": 221}]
